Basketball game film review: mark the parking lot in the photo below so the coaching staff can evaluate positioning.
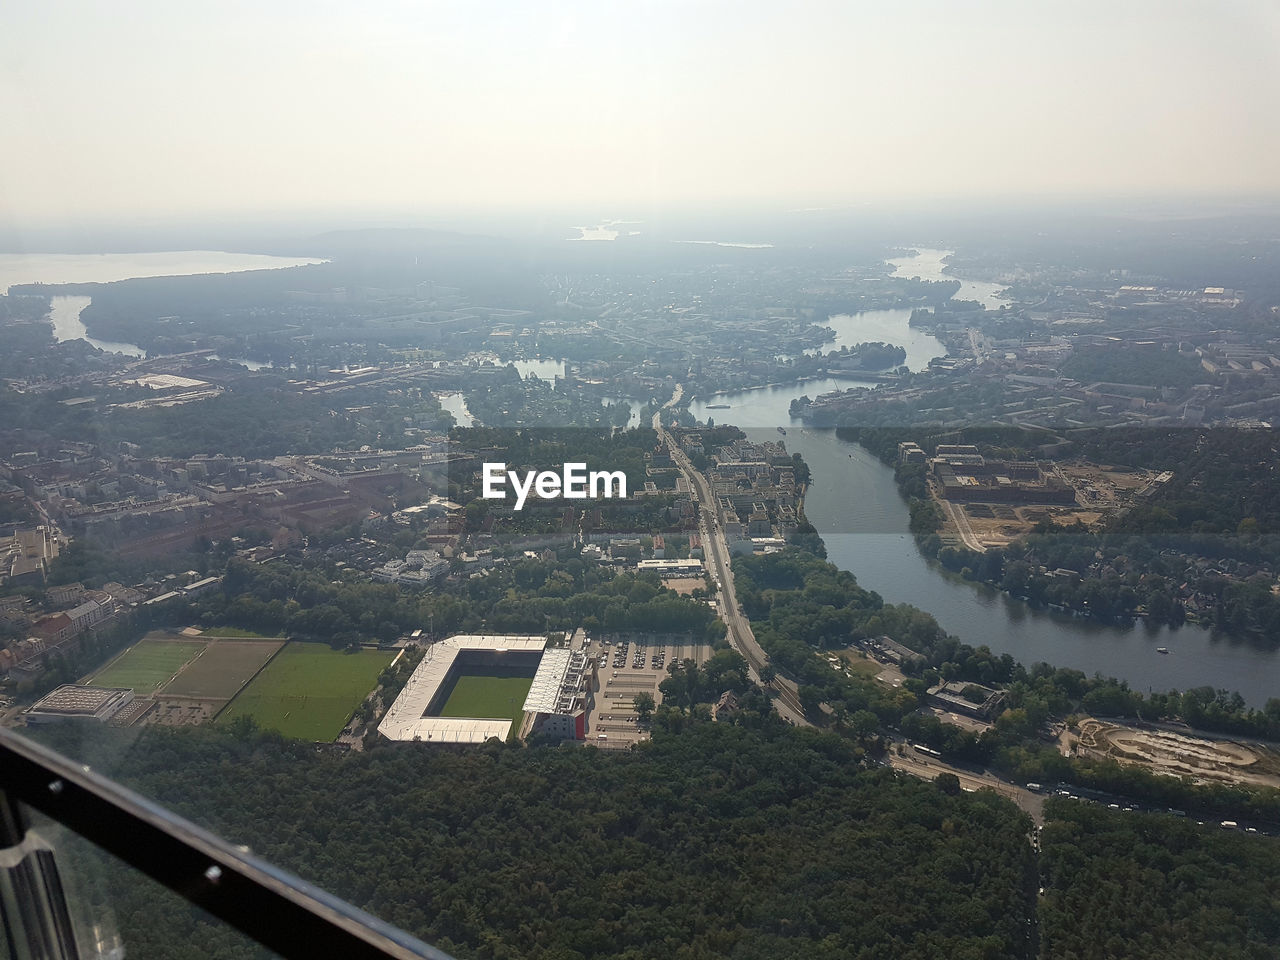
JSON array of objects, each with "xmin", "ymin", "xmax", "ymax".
[{"xmin": 584, "ymin": 634, "xmax": 712, "ymax": 749}]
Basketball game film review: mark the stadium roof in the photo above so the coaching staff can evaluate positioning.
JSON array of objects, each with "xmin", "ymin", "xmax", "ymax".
[
  {"xmin": 377, "ymin": 634, "xmax": 547, "ymax": 743},
  {"xmin": 523, "ymin": 647, "xmax": 573, "ymax": 715},
  {"xmin": 523, "ymin": 647, "xmax": 588, "ymax": 716},
  {"xmin": 397, "ymin": 718, "xmax": 514, "ymax": 744}
]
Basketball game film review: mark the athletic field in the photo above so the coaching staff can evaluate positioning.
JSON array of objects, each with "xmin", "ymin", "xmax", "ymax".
[
  {"xmin": 437, "ymin": 674, "xmax": 534, "ymax": 727},
  {"xmin": 218, "ymin": 644, "xmax": 393, "ymax": 741},
  {"xmin": 88, "ymin": 639, "xmax": 206, "ymax": 694},
  {"xmin": 163, "ymin": 639, "xmax": 285, "ymax": 699}
]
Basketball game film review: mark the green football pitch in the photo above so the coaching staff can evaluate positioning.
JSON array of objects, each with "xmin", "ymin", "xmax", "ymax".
[
  {"xmin": 219, "ymin": 644, "xmax": 393, "ymax": 741},
  {"xmin": 437, "ymin": 674, "xmax": 534, "ymax": 727},
  {"xmin": 89, "ymin": 639, "xmax": 206, "ymax": 694}
]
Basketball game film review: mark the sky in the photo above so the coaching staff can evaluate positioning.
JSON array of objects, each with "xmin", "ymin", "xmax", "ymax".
[{"xmin": 2, "ymin": 0, "xmax": 1279, "ymax": 229}]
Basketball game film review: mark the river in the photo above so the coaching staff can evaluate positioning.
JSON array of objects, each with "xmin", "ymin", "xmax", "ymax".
[
  {"xmin": 0, "ymin": 250, "xmax": 325, "ymax": 296},
  {"xmin": 601, "ymin": 397, "xmax": 647, "ymax": 430},
  {"xmin": 437, "ymin": 358, "xmax": 566, "ymax": 429},
  {"xmin": 690, "ymin": 250, "xmax": 1277, "ymax": 706},
  {"xmin": 1, "ymin": 250, "xmax": 325, "ymax": 357},
  {"xmin": 47, "ymin": 295, "xmax": 148, "ymax": 358},
  {"xmin": 441, "ymin": 354, "xmax": 649, "ymax": 429},
  {"xmin": 440, "ymin": 390, "xmax": 649, "ymax": 430},
  {"xmin": 690, "ymin": 312, "xmax": 943, "ymax": 425},
  {"xmin": 805, "ymin": 307, "xmax": 947, "ymax": 360},
  {"xmin": 438, "ymin": 392, "xmax": 475, "ymax": 427},
  {"xmin": 888, "ymin": 247, "xmax": 1007, "ymax": 309},
  {"xmin": 761, "ymin": 427, "xmax": 1278, "ymax": 707}
]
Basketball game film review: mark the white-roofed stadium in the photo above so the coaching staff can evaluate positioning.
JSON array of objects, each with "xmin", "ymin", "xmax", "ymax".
[{"xmin": 377, "ymin": 634, "xmax": 595, "ymax": 744}]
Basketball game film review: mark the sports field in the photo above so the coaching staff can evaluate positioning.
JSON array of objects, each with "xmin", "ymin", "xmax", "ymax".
[
  {"xmin": 437, "ymin": 675, "xmax": 534, "ymax": 727},
  {"xmin": 219, "ymin": 644, "xmax": 393, "ymax": 741},
  {"xmin": 88, "ymin": 639, "xmax": 206, "ymax": 694},
  {"xmin": 163, "ymin": 640, "xmax": 285, "ymax": 699}
]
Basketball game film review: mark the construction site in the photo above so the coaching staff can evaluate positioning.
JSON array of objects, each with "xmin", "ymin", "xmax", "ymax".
[
  {"xmin": 901, "ymin": 441, "xmax": 1169, "ymax": 550},
  {"xmin": 1073, "ymin": 718, "xmax": 1280, "ymax": 790}
]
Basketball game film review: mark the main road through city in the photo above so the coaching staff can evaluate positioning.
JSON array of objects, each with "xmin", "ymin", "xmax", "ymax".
[
  {"xmin": 655, "ymin": 387, "xmax": 1056, "ymax": 816},
  {"xmin": 654, "ymin": 387, "xmax": 809, "ymax": 725}
]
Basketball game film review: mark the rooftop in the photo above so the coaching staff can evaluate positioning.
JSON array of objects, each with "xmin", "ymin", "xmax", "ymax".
[
  {"xmin": 27, "ymin": 684, "xmax": 133, "ymax": 722},
  {"xmin": 522, "ymin": 647, "xmax": 588, "ymax": 716}
]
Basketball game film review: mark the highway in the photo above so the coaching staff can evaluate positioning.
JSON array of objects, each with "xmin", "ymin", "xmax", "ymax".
[{"xmin": 653, "ymin": 388, "xmax": 809, "ymax": 725}]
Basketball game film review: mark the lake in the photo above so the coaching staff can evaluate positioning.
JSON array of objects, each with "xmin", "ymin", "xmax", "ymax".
[{"xmin": 1, "ymin": 250, "xmax": 325, "ymax": 355}]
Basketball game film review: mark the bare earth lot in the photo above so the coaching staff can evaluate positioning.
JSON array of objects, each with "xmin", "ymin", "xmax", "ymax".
[
  {"xmin": 150, "ymin": 639, "xmax": 285, "ymax": 727},
  {"xmin": 934, "ymin": 460, "xmax": 1164, "ymax": 550},
  {"xmin": 162, "ymin": 640, "xmax": 285, "ymax": 699},
  {"xmin": 1074, "ymin": 718, "xmax": 1280, "ymax": 789},
  {"xmin": 662, "ymin": 577, "xmax": 708, "ymax": 596}
]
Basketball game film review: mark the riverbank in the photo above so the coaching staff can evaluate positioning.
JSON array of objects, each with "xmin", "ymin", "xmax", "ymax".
[
  {"xmin": 765, "ymin": 426, "xmax": 1278, "ymax": 708},
  {"xmin": 8, "ymin": 251, "xmax": 326, "ymax": 357},
  {"xmin": 671, "ymin": 245, "xmax": 1280, "ymax": 706},
  {"xmin": 690, "ymin": 373, "xmax": 884, "ymax": 402}
]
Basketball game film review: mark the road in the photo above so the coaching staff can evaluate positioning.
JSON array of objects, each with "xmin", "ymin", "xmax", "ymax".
[
  {"xmin": 887, "ymin": 744, "xmax": 1046, "ymax": 825},
  {"xmin": 653, "ymin": 387, "xmax": 809, "ymax": 725},
  {"xmin": 967, "ymin": 327, "xmax": 991, "ymax": 363},
  {"xmin": 941, "ymin": 498, "xmax": 987, "ymax": 552},
  {"xmin": 654, "ymin": 389, "xmax": 1052, "ymax": 804}
]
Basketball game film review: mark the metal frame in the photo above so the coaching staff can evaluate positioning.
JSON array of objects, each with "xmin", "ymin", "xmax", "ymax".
[{"xmin": 0, "ymin": 727, "xmax": 454, "ymax": 960}]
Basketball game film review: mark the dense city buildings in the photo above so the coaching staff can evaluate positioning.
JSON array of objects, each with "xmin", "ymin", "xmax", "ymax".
[{"xmin": 3, "ymin": 220, "xmax": 1280, "ymax": 960}]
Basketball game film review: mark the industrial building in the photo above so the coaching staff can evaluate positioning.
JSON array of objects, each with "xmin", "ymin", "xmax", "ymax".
[
  {"xmin": 897, "ymin": 441, "xmax": 926, "ymax": 465},
  {"xmin": 861, "ymin": 635, "xmax": 925, "ymax": 666},
  {"xmin": 636, "ymin": 558, "xmax": 705, "ymax": 578}
]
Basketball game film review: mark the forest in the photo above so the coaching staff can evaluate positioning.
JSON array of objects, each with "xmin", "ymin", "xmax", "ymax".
[
  {"xmin": 25, "ymin": 708, "xmax": 1280, "ymax": 960},
  {"xmin": 1038, "ymin": 798, "xmax": 1279, "ymax": 959},
  {"xmin": 33, "ymin": 720, "xmax": 1036, "ymax": 960},
  {"xmin": 148, "ymin": 554, "xmax": 726, "ymax": 648},
  {"xmin": 1058, "ymin": 346, "xmax": 1211, "ymax": 389}
]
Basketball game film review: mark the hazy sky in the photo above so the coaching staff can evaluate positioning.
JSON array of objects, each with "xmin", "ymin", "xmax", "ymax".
[{"xmin": 3, "ymin": 0, "xmax": 1279, "ymax": 227}]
